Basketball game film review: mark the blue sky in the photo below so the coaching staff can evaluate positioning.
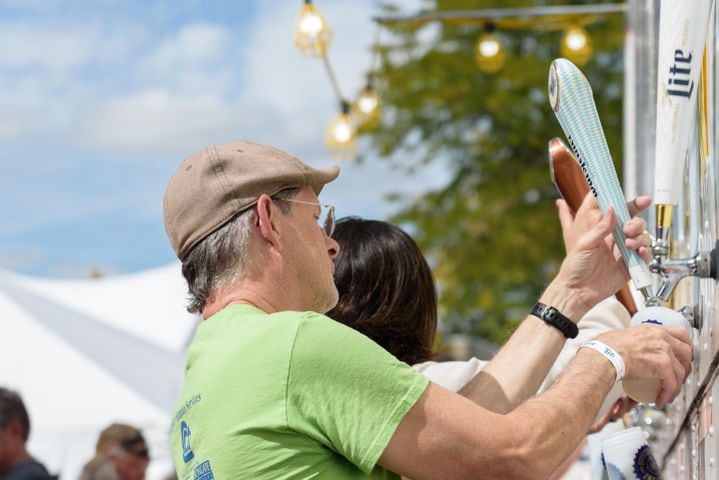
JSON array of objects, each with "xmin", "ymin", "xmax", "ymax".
[{"xmin": 0, "ymin": 0, "xmax": 450, "ymax": 277}]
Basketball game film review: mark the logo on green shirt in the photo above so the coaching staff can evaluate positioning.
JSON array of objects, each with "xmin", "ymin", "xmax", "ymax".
[
  {"xmin": 181, "ymin": 421, "xmax": 194, "ymax": 463},
  {"xmin": 193, "ymin": 460, "xmax": 214, "ymax": 480}
]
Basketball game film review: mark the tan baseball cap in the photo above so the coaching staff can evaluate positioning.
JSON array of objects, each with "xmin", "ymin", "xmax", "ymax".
[{"xmin": 163, "ymin": 140, "xmax": 340, "ymax": 260}]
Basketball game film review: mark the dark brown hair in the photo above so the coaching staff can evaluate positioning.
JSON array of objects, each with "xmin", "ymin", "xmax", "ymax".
[
  {"xmin": 327, "ymin": 217, "xmax": 437, "ymax": 364},
  {"xmin": 0, "ymin": 387, "xmax": 30, "ymax": 441}
]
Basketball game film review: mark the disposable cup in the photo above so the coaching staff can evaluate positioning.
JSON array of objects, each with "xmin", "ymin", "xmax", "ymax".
[
  {"xmin": 588, "ymin": 421, "xmax": 624, "ymax": 480},
  {"xmin": 601, "ymin": 426, "xmax": 662, "ymax": 479}
]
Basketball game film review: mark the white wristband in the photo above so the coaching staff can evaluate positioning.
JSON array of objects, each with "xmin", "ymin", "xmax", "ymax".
[{"xmin": 579, "ymin": 340, "xmax": 625, "ymax": 383}]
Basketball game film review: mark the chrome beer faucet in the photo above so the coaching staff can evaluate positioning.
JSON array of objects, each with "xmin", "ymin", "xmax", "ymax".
[{"xmin": 649, "ymin": 239, "xmax": 719, "ymax": 303}]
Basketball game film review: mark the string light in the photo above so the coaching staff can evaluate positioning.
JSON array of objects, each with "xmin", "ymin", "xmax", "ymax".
[
  {"xmin": 352, "ymin": 78, "xmax": 381, "ymax": 130},
  {"xmin": 294, "ymin": 0, "xmax": 333, "ymax": 57},
  {"xmin": 560, "ymin": 25, "xmax": 593, "ymax": 66},
  {"xmin": 325, "ymin": 102, "xmax": 357, "ymax": 160},
  {"xmin": 475, "ymin": 24, "xmax": 505, "ymax": 74},
  {"xmin": 295, "ymin": 4, "xmax": 614, "ymax": 157}
]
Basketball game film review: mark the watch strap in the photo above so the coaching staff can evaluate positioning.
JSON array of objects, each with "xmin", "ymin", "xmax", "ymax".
[{"xmin": 530, "ymin": 302, "xmax": 579, "ymax": 339}]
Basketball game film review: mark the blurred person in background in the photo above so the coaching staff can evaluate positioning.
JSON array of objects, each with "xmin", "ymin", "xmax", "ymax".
[
  {"xmin": 79, "ymin": 423, "xmax": 149, "ymax": 480},
  {"xmin": 0, "ymin": 387, "xmax": 55, "ymax": 480}
]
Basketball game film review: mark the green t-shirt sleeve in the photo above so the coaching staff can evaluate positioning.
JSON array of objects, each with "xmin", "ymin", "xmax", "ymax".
[{"xmin": 286, "ymin": 312, "xmax": 429, "ymax": 474}]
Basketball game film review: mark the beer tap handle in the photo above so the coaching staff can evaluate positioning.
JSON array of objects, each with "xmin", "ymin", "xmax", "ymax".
[{"xmin": 548, "ymin": 137, "xmax": 639, "ymax": 316}]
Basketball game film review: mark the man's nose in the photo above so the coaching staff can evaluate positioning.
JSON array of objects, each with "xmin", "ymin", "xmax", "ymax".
[{"xmin": 326, "ymin": 235, "xmax": 340, "ymax": 259}]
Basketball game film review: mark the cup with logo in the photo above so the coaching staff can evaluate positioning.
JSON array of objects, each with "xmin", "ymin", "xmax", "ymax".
[{"xmin": 601, "ymin": 426, "xmax": 662, "ymax": 480}]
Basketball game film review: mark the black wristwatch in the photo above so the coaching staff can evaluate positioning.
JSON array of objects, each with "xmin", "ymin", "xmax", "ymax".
[{"xmin": 530, "ymin": 302, "xmax": 578, "ymax": 339}]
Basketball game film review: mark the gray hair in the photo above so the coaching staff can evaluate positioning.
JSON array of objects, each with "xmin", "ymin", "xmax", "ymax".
[
  {"xmin": 0, "ymin": 387, "xmax": 30, "ymax": 441},
  {"xmin": 182, "ymin": 189, "xmax": 298, "ymax": 314}
]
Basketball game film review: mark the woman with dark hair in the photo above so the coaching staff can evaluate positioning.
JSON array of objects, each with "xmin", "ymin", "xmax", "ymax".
[
  {"xmin": 327, "ymin": 212, "xmax": 634, "ymax": 418},
  {"xmin": 328, "ymin": 217, "xmax": 438, "ymax": 366}
]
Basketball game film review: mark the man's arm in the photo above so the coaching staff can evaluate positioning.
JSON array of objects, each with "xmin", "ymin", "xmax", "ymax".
[
  {"xmin": 459, "ymin": 194, "xmax": 651, "ymax": 413},
  {"xmin": 382, "ymin": 349, "xmax": 614, "ymax": 480},
  {"xmin": 380, "ymin": 323, "xmax": 691, "ymax": 480},
  {"xmin": 458, "ymin": 282, "xmax": 573, "ymax": 413}
]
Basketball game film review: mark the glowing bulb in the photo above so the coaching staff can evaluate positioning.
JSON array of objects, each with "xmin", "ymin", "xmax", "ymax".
[
  {"xmin": 560, "ymin": 26, "xmax": 593, "ymax": 66},
  {"xmin": 479, "ymin": 38, "xmax": 500, "ymax": 58},
  {"xmin": 357, "ymin": 93, "xmax": 378, "ymax": 114},
  {"xmin": 332, "ymin": 119, "xmax": 352, "ymax": 142},
  {"xmin": 298, "ymin": 12, "xmax": 323, "ymax": 36},
  {"xmin": 325, "ymin": 109, "xmax": 357, "ymax": 160},
  {"xmin": 475, "ymin": 31, "xmax": 505, "ymax": 74},
  {"xmin": 352, "ymin": 86, "xmax": 381, "ymax": 129},
  {"xmin": 294, "ymin": 2, "xmax": 333, "ymax": 57},
  {"xmin": 566, "ymin": 30, "xmax": 586, "ymax": 51}
]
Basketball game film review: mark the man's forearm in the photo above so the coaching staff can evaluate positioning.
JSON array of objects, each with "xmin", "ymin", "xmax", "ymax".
[
  {"xmin": 459, "ymin": 282, "xmax": 590, "ymax": 413},
  {"xmin": 379, "ymin": 329, "xmax": 680, "ymax": 480},
  {"xmin": 502, "ymin": 348, "xmax": 616, "ymax": 477}
]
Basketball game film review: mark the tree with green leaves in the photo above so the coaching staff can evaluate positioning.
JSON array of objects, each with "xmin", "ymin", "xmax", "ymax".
[{"xmin": 362, "ymin": 0, "xmax": 625, "ymax": 344}]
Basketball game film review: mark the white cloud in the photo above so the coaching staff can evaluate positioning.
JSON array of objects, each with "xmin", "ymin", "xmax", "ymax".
[
  {"xmin": 0, "ymin": 1, "xmax": 427, "ymax": 160},
  {"xmin": 0, "ymin": 22, "xmax": 98, "ymax": 70},
  {"xmin": 137, "ymin": 24, "xmax": 235, "ymax": 93},
  {"xmin": 147, "ymin": 23, "xmax": 230, "ymax": 66},
  {"xmin": 0, "ymin": 19, "xmax": 238, "ymax": 153},
  {"xmin": 63, "ymin": 2, "xmax": 388, "ymax": 159},
  {"xmin": 78, "ymin": 89, "xmax": 240, "ymax": 155},
  {"xmin": 0, "ymin": 0, "xmax": 429, "ymax": 154}
]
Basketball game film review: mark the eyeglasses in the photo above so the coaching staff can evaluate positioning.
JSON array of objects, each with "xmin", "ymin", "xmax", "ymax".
[{"xmin": 283, "ymin": 199, "xmax": 335, "ymax": 236}]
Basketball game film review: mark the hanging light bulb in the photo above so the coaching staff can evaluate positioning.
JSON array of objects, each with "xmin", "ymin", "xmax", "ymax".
[
  {"xmin": 325, "ymin": 102, "xmax": 357, "ymax": 160},
  {"xmin": 561, "ymin": 25, "xmax": 593, "ymax": 66},
  {"xmin": 352, "ymin": 78, "xmax": 381, "ymax": 130},
  {"xmin": 475, "ymin": 23, "xmax": 505, "ymax": 74},
  {"xmin": 294, "ymin": 0, "xmax": 333, "ymax": 57}
]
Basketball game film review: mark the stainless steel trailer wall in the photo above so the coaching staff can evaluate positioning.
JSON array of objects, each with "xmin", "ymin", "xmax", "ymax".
[{"xmin": 626, "ymin": 1, "xmax": 718, "ymax": 477}]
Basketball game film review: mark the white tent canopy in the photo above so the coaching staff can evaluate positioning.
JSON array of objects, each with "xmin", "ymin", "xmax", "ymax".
[{"xmin": 0, "ymin": 263, "xmax": 198, "ymax": 479}]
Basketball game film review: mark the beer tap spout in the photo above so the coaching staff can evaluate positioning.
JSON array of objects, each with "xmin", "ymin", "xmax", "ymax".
[{"xmin": 651, "ymin": 241, "xmax": 719, "ymax": 302}]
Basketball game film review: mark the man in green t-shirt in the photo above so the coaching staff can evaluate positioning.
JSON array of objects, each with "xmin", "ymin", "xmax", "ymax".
[{"xmin": 163, "ymin": 140, "xmax": 692, "ymax": 479}]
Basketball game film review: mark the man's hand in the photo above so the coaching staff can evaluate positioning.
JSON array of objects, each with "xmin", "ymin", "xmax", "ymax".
[
  {"xmin": 551, "ymin": 194, "xmax": 652, "ymax": 313},
  {"xmin": 557, "ymin": 194, "xmax": 652, "ymax": 256},
  {"xmin": 596, "ymin": 324, "xmax": 693, "ymax": 408}
]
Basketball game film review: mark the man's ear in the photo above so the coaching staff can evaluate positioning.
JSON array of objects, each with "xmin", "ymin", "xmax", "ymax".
[{"xmin": 255, "ymin": 194, "xmax": 281, "ymax": 247}]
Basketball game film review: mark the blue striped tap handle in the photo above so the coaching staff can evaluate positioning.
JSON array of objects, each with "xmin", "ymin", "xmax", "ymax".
[{"xmin": 548, "ymin": 58, "xmax": 654, "ymax": 294}]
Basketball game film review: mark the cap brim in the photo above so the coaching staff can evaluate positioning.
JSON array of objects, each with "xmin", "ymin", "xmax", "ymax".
[{"xmin": 310, "ymin": 165, "xmax": 340, "ymax": 195}]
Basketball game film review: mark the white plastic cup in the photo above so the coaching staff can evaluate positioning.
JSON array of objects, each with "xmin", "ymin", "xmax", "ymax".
[
  {"xmin": 621, "ymin": 306, "xmax": 692, "ymax": 404},
  {"xmin": 588, "ymin": 421, "xmax": 625, "ymax": 480},
  {"xmin": 601, "ymin": 426, "xmax": 662, "ymax": 479}
]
